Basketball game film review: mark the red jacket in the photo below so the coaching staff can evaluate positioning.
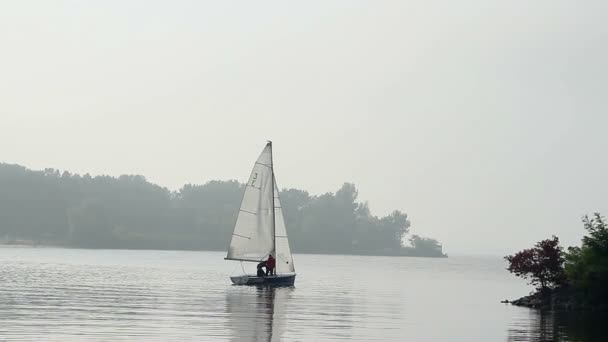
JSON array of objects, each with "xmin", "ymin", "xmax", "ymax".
[{"xmin": 267, "ymin": 256, "xmax": 276, "ymax": 268}]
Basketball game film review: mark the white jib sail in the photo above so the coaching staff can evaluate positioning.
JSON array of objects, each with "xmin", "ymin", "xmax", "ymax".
[
  {"xmin": 274, "ymin": 176, "xmax": 295, "ymax": 274},
  {"xmin": 226, "ymin": 143, "xmax": 275, "ymax": 262}
]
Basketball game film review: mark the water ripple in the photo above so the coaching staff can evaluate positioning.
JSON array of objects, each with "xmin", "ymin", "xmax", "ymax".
[{"xmin": 0, "ymin": 248, "xmax": 601, "ymax": 341}]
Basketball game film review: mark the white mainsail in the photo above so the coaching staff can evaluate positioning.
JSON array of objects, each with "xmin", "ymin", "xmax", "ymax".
[{"xmin": 226, "ymin": 142, "xmax": 295, "ymax": 274}]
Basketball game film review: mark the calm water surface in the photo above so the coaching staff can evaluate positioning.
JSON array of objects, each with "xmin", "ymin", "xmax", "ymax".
[{"xmin": 0, "ymin": 247, "xmax": 603, "ymax": 341}]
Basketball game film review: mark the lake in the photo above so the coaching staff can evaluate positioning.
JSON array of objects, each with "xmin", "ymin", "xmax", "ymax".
[{"xmin": 0, "ymin": 247, "xmax": 603, "ymax": 341}]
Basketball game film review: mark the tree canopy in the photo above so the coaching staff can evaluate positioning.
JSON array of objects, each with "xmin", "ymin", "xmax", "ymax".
[
  {"xmin": 565, "ymin": 213, "xmax": 608, "ymax": 301},
  {"xmin": 506, "ymin": 213, "xmax": 608, "ymax": 309},
  {"xmin": 505, "ymin": 236, "xmax": 566, "ymax": 291},
  {"xmin": 0, "ymin": 163, "xmax": 446, "ymax": 257}
]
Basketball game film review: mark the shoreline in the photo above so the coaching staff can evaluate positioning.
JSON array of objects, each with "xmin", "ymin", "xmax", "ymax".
[{"xmin": 509, "ymin": 287, "xmax": 608, "ymax": 312}]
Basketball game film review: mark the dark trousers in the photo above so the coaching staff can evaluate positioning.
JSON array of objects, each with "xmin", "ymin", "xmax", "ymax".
[{"xmin": 266, "ymin": 267, "xmax": 275, "ymax": 276}]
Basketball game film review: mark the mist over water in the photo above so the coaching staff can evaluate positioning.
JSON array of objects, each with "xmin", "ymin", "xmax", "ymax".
[
  {"xmin": 1, "ymin": 1, "xmax": 606, "ymax": 340},
  {"xmin": 1, "ymin": 1, "xmax": 607, "ymax": 255},
  {"xmin": 0, "ymin": 247, "xmax": 602, "ymax": 341}
]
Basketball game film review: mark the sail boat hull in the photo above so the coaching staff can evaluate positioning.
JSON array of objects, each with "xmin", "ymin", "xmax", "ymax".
[{"xmin": 230, "ymin": 274, "xmax": 296, "ymax": 286}]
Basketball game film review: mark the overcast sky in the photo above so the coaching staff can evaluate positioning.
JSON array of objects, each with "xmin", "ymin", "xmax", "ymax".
[{"xmin": 1, "ymin": 1, "xmax": 606, "ymax": 255}]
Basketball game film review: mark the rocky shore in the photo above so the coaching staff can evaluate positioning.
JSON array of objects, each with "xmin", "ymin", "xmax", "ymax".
[{"xmin": 509, "ymin": 287, "xmax": 607, "ymax": 312}]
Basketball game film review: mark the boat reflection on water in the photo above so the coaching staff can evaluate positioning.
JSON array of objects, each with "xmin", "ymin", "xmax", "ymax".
[{"xmin": 225, "ymin": 286, "xmax": 292, "ymax": 342}]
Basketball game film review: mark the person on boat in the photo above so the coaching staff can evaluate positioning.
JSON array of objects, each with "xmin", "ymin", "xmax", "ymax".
[
  {"xmin": 256, "ymin": 260, "xmax": 267, "ymax": 277},
  {"xmin": 266, "ymin": 254, "xmax": 276, "ymax": 276}
]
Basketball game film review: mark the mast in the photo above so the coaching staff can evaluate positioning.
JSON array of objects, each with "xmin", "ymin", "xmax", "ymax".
[{"xmin": 268, "ymin": 140, "xmax": 276, "ymax": 256}]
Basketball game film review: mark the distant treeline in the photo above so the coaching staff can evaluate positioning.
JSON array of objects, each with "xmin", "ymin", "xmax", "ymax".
[{"xmin": 0, "ymin": 163, "xmax": 446, "ymax": 257}]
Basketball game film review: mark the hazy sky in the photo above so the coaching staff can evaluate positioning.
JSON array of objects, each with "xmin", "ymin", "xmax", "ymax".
[{"xmin": 1, "ymin": 1, "xmax": 606, "ymax": 255}]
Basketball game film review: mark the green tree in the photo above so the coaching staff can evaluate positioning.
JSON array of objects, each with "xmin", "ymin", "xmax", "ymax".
[
  {"xmin": 67, "ymin": 198, "xmax": 113, "ymax": 247},
  {"xmin": 0, "ymin": 163, "xmax": 444, "ymax": 256},
  {"xmin": 565, "ymin": 213, "xmax": 608, "ymax": 300},
  {"xmin": 409, "ymin": 235, "xmax": 443, "ymax": 256}
]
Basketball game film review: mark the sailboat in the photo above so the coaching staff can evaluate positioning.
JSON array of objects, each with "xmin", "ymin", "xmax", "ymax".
[{"xmin": 225, "ymin": 141, "xmax": 296, "ymax": 286}]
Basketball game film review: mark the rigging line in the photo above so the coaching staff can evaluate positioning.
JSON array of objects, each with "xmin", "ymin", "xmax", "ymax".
[
  {"xmin": 239, "ymin": 209, "xmax": 257, "ymax": 215},
  {"xmin": 269, "ymin": 143, "xmax": 276, "ymax": 255},
  {"xmin": 230, "ymin": 262, "xmax": 240, "ymax": 277}
]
